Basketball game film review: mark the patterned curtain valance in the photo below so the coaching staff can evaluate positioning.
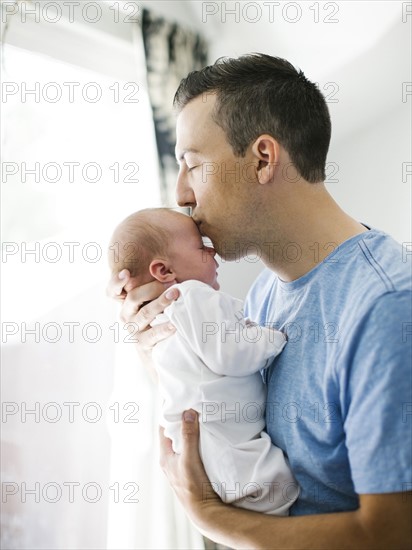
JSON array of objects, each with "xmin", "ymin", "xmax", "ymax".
[{"xmin": 142, "ymin": 8, "xmax": 208, "ymax": 206}]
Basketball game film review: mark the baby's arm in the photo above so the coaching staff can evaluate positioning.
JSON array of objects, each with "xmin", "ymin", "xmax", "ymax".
[{"xmin": 165, "ymin": 281, "xmax": 286, "ymax": 377}]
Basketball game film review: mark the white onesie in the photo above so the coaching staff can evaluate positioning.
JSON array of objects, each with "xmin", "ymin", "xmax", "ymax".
[{"xmin": 152, "ymin": 280, "xmax": 299, "ymax": 515}]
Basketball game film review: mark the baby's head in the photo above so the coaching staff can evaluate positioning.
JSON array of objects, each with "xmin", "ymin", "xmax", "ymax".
[{"xmin": 109, "ymin": 208, "xmax": 219, "ymax": 290}]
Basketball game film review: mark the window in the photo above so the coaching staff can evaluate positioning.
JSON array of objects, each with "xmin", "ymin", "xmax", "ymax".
[{"xmin": 0, "ymin": 5, "xmax": 190, "ymax": 549}]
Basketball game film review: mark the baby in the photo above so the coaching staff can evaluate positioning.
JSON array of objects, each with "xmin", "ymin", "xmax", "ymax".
[{"xmin": 109, "ymin": 208, "xmax": 299, "ymax": 514}]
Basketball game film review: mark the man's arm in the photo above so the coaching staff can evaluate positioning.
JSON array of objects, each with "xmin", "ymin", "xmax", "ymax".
[{"xmin": 160, "ymin": 411, "xmax": 412, "ymax": 550}]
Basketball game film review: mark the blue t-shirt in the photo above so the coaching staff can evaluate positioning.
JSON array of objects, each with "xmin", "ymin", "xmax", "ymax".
[{"xmin": 244, "ymin": 229, "xmax": 412, "ymax": 515}]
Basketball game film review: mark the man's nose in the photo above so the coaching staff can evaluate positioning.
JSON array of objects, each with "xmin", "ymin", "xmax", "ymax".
[{"xmin": 176, "ymin": 169, "xmax": 196, "ymax": 207}]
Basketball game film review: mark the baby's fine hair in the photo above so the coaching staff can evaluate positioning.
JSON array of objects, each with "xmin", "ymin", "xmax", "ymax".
[{"xmin": 108, "ymin": 208, "xmax": 174, "ymax": 280}]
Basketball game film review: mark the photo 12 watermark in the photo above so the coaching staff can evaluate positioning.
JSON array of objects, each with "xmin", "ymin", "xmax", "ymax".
[
  {"xmin": 1, "ymin": 1, "xmax": 141, "ymax": 25},
  {"xmin": 2, "ymin": 481, "xmax": 139, "ymax": 504},
  {"xmin": 1, "ymin": 239, "xmax": 345, "ymax": 266},
  {"xmin": 193, "ymin": 160, "xmax": 339, "ymax": 185},
  {"xmin": 203, "ymin": 479, "xmax": 299, "ymax": 504},
  {"xmin": 1, "ymin": 321, "xmax": 143, "ymax": 344},
  {"xmin": 1, "ymin": 401, "xmax": 140, "ymax": 424},
  {"xmin": 201, "ymin": 2, "xmax": 340, "ymax": 24},
  {"xmin": 1, "ymin": 161, "xmax": 140, "ymax": 184},
  {"xmin": 402, "ymin": 3, "xmax": 412, "ymax": 23},
  {"xmin": 1, "ymin": 81, "xmax": 140, "ymax": 104},
  {"xmin": 199, "ymin": 400, "xmax": 412, "ymax": 424}
]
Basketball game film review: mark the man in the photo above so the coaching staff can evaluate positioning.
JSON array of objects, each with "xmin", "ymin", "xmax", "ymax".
[{"xmin": 110, "ymin": 54, "xmax": 411, "ymax": 548}]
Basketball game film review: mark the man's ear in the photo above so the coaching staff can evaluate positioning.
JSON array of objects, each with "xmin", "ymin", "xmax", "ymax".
[
  {"xmin": 149, "ymin": 259, "xmax": 176, "ymax": 283},
  {"xmin": 251, "ymin": 135, "xmax": 280, "ymax": 184}
]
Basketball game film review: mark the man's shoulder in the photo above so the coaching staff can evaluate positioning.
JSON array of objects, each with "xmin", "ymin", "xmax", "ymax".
[
  {"xmin": 245, "ymin": 229, "xmax": 411, "ymax": 322},
  {"xmin": 268, "ymin": 229, "xmax": 408, "ymax": 290},
  {"xmin": 349, "ymin": 229, "xmax": 410, "ymax": 292},
  {"xmin": 323, "ymin": 229, "xmax": 410, "ymax": 310}
]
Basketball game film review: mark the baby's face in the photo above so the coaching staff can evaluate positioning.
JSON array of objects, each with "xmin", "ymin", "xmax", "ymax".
[{"xmin": 166, "ymin": 213, "xmax": 219, "ymax": 290}]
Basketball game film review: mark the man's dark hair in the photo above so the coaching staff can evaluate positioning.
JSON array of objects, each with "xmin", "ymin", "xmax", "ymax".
[{"xmin": 174, "ymin": 53, "xmax": 331, "ymax": 183}]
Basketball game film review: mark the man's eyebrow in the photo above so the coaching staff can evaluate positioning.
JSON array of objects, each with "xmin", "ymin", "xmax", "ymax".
[{"xmin": 175, "ymin": 148, "xmax": 200, "ymax": 161}]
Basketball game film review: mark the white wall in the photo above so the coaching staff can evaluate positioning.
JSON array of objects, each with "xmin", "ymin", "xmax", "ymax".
[{"xmin": 329, "ymin": 103, "xmax": 411, "ymax": 245}]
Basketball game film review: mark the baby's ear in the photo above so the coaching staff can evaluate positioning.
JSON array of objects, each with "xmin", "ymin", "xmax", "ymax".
[{"xmin": 149, "ymin": 259, "xmax": 176, "ymax": 283}]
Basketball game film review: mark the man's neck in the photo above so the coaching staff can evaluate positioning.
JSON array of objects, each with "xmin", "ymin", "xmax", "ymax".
[{"xmin": 259, "ymin": 184, "xmax": 369, "ymax": 282}]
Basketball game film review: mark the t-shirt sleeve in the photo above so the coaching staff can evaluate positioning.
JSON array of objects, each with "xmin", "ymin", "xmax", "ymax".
[
  {"xmin": 342, "ymin": 290, "xmax": 412, "ymax": 495},
  {"xmin": 165, "ymin": 282, "xmax": 286, "ymax": 377}
]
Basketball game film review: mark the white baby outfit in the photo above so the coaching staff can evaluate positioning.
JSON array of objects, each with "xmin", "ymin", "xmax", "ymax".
[{"xmin": 152, "ymin": 280, "xmax": 298, "ymax": 514}]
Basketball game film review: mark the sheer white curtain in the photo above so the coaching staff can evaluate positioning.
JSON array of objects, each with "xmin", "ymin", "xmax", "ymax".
[{"xmin": 1, "ymin": 3, "xmax": 203, "ymax": 548}]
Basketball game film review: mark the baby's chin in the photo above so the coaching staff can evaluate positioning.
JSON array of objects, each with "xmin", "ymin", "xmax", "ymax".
[{"xmin": 212, "ymin": 280, "xmax": 220, "ymax": 290}]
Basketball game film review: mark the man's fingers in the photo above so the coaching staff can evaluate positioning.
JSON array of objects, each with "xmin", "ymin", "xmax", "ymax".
[
  {"xmin": 120, "ymin": 290, "xmax": 142, "ymax": 323},
  {"xmin": 150, "ymin": 322, "xmax": 177, "ymax": 343},
  {"xmin": 159, "ymin": 426, "xmax": 174, "ymax": 462},
  {"xmin": 180, "ymin": 410, "xmax": 214, "ymax": 500},
  {"xmin": 118, "ymin": 283, "xmax": 179, "ymax": 351},
  {"xmin": 134, "ymin": 323, "xmax": 176, "ymax": 350},
  {"xmin": 181, "ymin": 410, "xmax": 200, "ymax": 456},
  {"xmin": 159, "ymin": 411, "xmax": 200, "ymax": 463},
  {"xmin": 159, "ymin": 410, "xmax": 219, "ymax": 511},
  {"xmin": 106, "ymin": 269, "xmax": 131, "ymax": 299},
  {"xmin": 119, "ymin": 282, "xmax": 179, "ymax": 324},
  {"xmin": 130, "ymin": 287, "xmax": 180, "ymax": 327}
]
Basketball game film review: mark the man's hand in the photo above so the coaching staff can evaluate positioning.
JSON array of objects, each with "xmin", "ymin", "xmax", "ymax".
[
  {"xmin": 159, "ymin": 410, "xmax": 222, "ymax": 525},
  {"xmin": 107, "ymin": 268, "xmax": 179, "ymax": 348},
  {"xmin": 106, "ymin": 269, "xmax": 136, "ymax": 301},
  {"xmin": 107, "ymin": 269, "xmax": 179, "ymax": 383},
  {"xmin": 158, "ymin": 414, "xmax": 412, "ymax": 550}
]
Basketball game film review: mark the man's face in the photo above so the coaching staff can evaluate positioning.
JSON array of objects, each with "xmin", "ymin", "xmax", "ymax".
[
  {"xmin": 175, "ymin": 94, "xmax": 260, "ymax": 261},
  {"xmin": 166, "ymin": 213, "xmax": 220, "ymax": 290}
]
